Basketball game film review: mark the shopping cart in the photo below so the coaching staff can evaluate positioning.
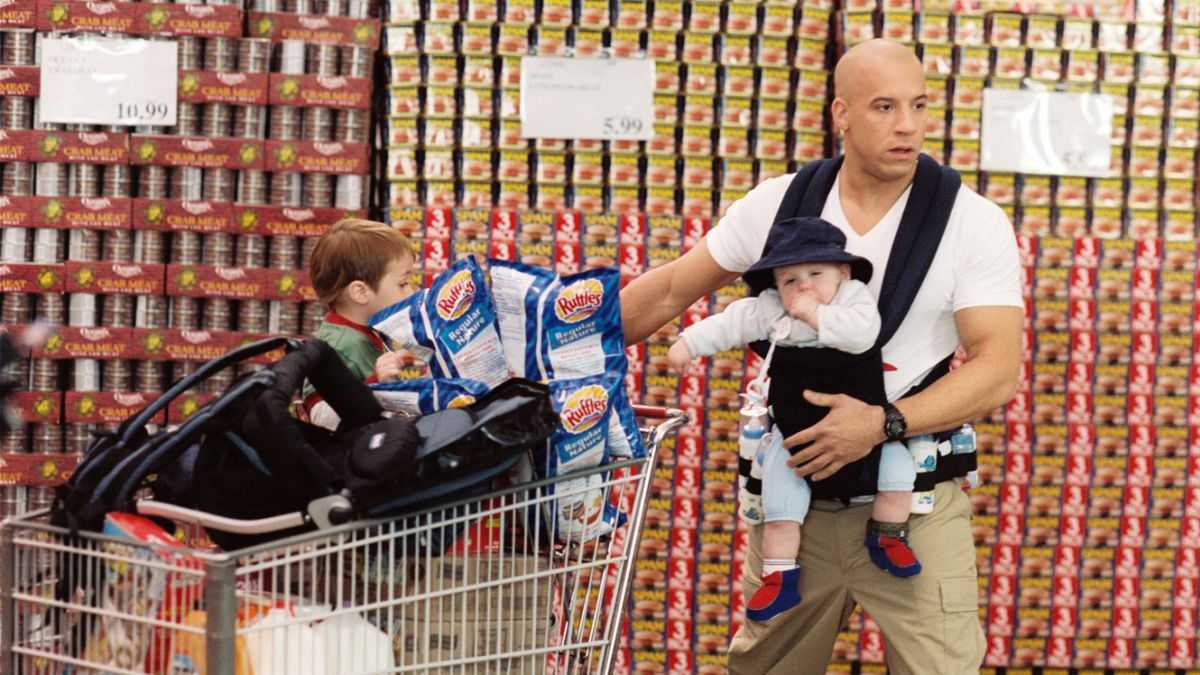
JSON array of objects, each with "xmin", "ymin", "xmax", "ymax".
[{"xmin": 0, "ymin": 404, "xmax": 688, "ymax": 674}]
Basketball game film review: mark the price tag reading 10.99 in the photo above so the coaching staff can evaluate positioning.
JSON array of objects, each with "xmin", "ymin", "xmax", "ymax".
[
  {"xmin": 117, "ymin": 102, "xmax": 172, "ymax": 123},
  {"xmin": 39, "ymin": 36, "xmax": 178, "ymax": 127}
]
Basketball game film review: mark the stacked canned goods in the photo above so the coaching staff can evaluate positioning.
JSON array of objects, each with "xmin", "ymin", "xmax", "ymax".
[
  {"xmin": 1, "ymin": 26, "xmax": 38, "ymax": 465},
  {"xmin": 265, "ymin": 39, "xmax": 307, "ymax": 337},
  {"xmin": 0, "ymin": 4, "xmax": 380, "ymax": 503},
  {"xmin": 0, "ymin": 28, "xmax": 35, "ymax": 272}
]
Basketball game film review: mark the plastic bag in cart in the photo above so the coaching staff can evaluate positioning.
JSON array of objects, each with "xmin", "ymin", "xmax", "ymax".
[{"xmin": 164, "ymin": 600, "xmax": 392, "ymax": 674}]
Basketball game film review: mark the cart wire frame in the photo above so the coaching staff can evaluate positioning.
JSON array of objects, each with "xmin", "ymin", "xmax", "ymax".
[{"xmin": 0, "ymin": 405, "xmax": 688, "ymax": 675}]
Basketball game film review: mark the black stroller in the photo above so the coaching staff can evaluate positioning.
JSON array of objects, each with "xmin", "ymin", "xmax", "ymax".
[{"xmin": 51, "ymin": 336, "xmax": 559, "ymax": 551}]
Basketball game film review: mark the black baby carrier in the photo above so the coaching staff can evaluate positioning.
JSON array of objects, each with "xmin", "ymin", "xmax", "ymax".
[
  {"xmin": 50, "ymin": 336, "xmax": 558, "ymax": 551},
  {"xmin": 752, "ymin": 154, "xmax": 978, "ymax": 502}
]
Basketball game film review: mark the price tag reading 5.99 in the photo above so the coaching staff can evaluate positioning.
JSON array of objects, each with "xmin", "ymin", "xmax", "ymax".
[
  {"xmin": 602, "ymin": 116, "xmax": 643, "ymax": 136},
  {"xmin": 117, "ymin": 102, "xmax": 172, "ymax": 123},
  {"xmin": 40, "ymin": 36, "xmax": 178, "ymax": 127},
  {"xmin": 521, "ymin": 57, "xmax": 653, "ymax": 141}
]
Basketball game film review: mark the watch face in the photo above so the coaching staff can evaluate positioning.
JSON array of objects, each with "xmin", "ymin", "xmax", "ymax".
[
  {"xmin": 886, "ymin": 419, "xmax": 904, "ymax": 437},
  {"xmin": 885, "ymin": 410, "xmax": 906, "ymax": 439}
]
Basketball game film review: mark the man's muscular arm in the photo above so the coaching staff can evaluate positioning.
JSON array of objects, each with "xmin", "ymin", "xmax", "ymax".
[
  {"xmin": 892, "ymin": 304, "xmax": 1022, "ymax": 435},
  {"xmin": 621, "ymin": 238, "xmax": 740, "ymax": 345},
  {"xmin": 784, "ymin": 304, "xmax": 1022, "ymax": 480}
]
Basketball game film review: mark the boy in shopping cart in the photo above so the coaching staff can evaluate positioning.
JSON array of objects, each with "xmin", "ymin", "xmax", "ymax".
[
  {"xmin": 303, "ymin": 218, "xmax": 419, "ymax": 429},
  {"xmin": 667, "ymin": 216, "xmax": 937, "ymax": 621}
]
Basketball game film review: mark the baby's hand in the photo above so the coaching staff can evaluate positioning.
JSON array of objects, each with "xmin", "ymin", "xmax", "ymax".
[
  {"xmin": 787, "ymin": 293, "xmax": 820, "ymax": 327},
  {"xmin": 374, "ymin": 351, "xmax": 406, "ymax": 382},
  {"xmin": 667, "ymin": 340, "xmax": 694, "ymax": 374}
]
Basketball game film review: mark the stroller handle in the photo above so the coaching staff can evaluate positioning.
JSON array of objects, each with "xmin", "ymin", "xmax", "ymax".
[
  {"xmin": 118, "ymin": 336, "xmax": 300, "ymax": 445},
  {"xmin": 137, "ymin": 499, "xmax": 307, "ymax": 535}
]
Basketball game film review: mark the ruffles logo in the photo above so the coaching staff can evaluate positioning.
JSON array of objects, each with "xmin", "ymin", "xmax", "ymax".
[
  {"xmin": 435, "ymin": 269, "xmax": 475, "ymax": 321},
  {"xmin": 560, "ymin": 384, "xmax": 609, "ymax": 434},
  {"xmin": 554, "ymin": 278, "xmax": 605, "ymax": 324}
]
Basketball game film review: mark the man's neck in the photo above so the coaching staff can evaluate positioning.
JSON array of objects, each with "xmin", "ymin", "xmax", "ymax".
[{"xmin": 837, "ymin": 158, "xmax": 916, "ymax": 235}]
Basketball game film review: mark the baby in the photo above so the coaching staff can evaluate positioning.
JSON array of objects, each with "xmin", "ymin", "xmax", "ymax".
[{"xmin": 668, "ymin": 216, "xmax": 934, "ymax": 621}]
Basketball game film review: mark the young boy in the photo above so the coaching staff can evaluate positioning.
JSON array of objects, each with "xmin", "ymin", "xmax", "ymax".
[
  {"xmin": 303, "ymin": 218, "xmax": 418, "ymax": 429},
  {"xmin": 668, "ymin": 216, "xmax": 935, "ymax": 621}
]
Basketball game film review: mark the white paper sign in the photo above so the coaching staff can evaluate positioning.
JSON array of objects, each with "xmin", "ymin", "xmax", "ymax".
[
  {"xmin": 40, "ymin": 36, "xmax": 178, "ymax": 126},
  {"xmin": 980, "ymin": 88, "xmax": 1113, "ymax": 177},
  {"xmin": 520, "ymin": 56, "xmax": 654, "ymax": 140}
]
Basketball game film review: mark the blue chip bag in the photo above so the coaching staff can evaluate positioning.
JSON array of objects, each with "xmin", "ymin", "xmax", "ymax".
[
  {"xmin": 371, "ymin": 257, "xmax": 511, "ymax": 389},
  {"xmin": 490, "ymin": 259, "xmax": 627, "ymax": 382},
  {"xmin": 606, "ymin": 385, "xmax": 645, "ymax": 459},
  {"xmin": 370, "ymin": 378, "xmax": 489, "ymax": 416},
  {"xmin": 541, "ymin": 268, "xmax": 626, "ymax": 381},
  {"xmin": 541, "ymin": 373, "xmax": 641, "ymax": 541},
  {"xmin": 489, "ymin": 259, "xmax": 555, "ymax": 380},
  {"xmin": 492, "ymin": 259, "xmax": 644, "ymax": 459}
]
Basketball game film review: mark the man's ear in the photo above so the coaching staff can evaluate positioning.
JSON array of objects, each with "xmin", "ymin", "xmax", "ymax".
[
  {"xmin": 831, "ymin": 97, "xmax": 849, "ymax": 136},
  {"xmin": 840, "ymin": 263, "xmax": 851, "ymax": 280},
  {"xmin": 344, "ymin": 280, "xmax": 371, "ymax": 305}
]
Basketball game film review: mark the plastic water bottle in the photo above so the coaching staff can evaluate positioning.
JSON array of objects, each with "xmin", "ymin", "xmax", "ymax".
[
  {"xmin": 738, "ymin": 379, "xmax": 769, "ymax": 468},
  {"xmin": 737, "ymin": 382, "xmax": 769, "ymax": 523},
  {"xmin": 739, "ymin": 411, "xmax": 767, "ymax": 468},
  {"xmin": 909, "ymin": 435, "xmax": 938, "ymax": 514},
  {"xmin": 951, "ymin": 423, "xmax": 979, "ymax": 488}
]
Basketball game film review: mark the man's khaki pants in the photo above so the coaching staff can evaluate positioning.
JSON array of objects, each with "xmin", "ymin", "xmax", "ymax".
[{"xmin": 727, "ymin": 480, "xmax": 985, "ymax": 675}]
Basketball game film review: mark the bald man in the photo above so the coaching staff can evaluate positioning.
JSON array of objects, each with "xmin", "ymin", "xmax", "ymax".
[{"xmin": 621, "ymin": 40, "xmax": 1022, "ymax": 672}]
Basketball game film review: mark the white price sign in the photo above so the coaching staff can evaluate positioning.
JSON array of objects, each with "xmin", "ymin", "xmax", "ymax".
[
  {"xmin": 39, "ymin": 36, "xmax": 178, "ymax": 127},
  {"xmin": 520, "ymin": 56, "xmax": 653, "ymax": 141},
  {"xmin": 980, "ymin": 88, "xmax": 1113, "ymax": 177}
]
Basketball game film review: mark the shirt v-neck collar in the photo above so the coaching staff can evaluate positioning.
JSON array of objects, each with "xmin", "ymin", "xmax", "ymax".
[{"xmin": 830, "ymin": 176, "xmax": 913, "ymax": 242}]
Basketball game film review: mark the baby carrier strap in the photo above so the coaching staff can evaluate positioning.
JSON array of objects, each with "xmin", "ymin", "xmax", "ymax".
[
  {"xmin": 873, "ymin": 153, "xmax": 961, "ymax": 347},
  {"xmin": 752, "ymin": 153, "xmax": 970, "ymax": 501}
]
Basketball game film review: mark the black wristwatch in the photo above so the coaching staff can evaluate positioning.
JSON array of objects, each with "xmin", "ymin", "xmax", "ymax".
[{"xmin": 882, "ymin": 402, "xmax": 907, "ymax": 442}]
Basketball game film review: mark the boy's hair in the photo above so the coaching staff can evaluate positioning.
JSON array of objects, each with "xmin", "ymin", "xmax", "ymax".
[{"xmin": 309, "ymin": 218, "xmax": 414, "ymax": 306}]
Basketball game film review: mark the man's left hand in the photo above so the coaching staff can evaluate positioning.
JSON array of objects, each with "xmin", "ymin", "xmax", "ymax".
[{"xmin": 783, "ymin": 390, "xmax": 885, "ymax": 480}]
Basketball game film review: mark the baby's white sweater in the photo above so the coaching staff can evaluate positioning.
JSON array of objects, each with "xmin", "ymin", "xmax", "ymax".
[{"xmin": 680, "ymin": 279, "xmax": 881, "ymax": 357}]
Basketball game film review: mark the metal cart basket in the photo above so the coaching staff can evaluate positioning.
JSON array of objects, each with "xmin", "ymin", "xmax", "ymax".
[{"xmin": 0, "ymin": 404, "xmax": 687, "ymax": 675}]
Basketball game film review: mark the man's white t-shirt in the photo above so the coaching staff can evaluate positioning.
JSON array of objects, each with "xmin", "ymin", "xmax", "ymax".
[{"xmin": 706, "ymin": 172, "xmax": 1023, "ymax": 402}]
